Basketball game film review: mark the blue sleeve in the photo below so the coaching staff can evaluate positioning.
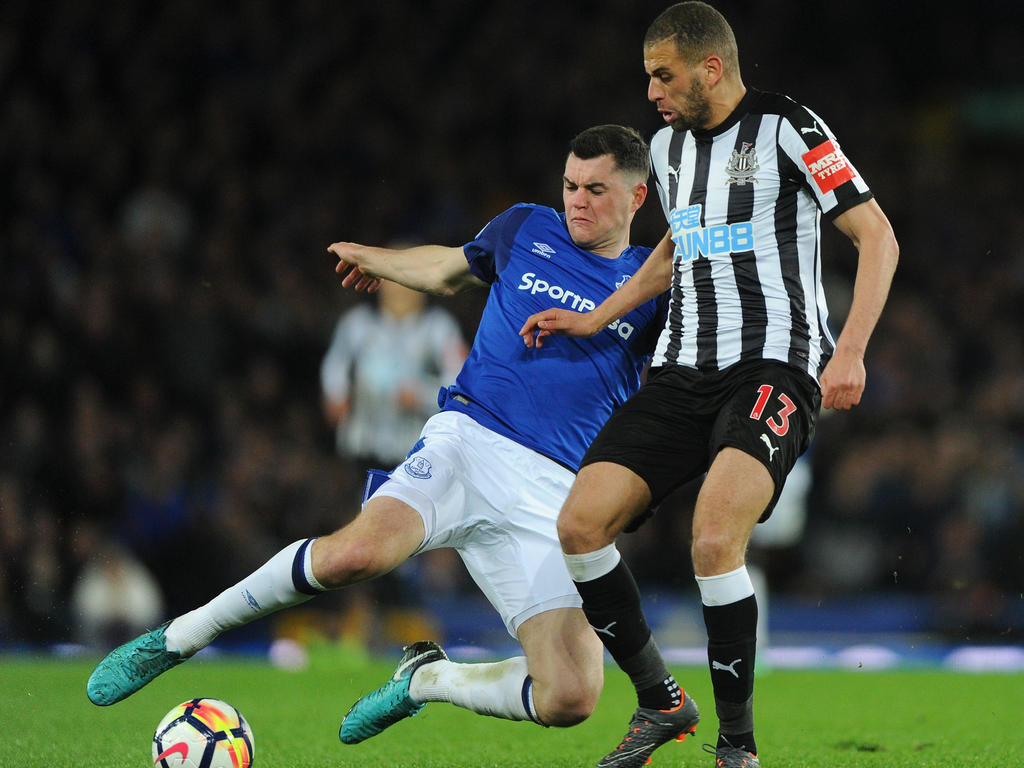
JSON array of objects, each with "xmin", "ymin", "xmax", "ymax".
[{"xmin": 462, "ymin": 204, "xmax": 534, "ymax": 284}]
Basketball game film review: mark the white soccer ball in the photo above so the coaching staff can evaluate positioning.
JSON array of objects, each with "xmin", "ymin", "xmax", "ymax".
[{"xmin": 152, "ymin": 698, "xmax": 255, "ymax": 768}]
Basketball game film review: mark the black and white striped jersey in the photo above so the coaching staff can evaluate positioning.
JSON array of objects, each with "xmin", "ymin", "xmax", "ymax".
[{"xmin": 649, "ymin": 87, "xmax": 873, "ymax": 382}]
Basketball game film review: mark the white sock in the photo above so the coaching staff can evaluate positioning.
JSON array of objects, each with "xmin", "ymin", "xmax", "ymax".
[
  {"xmin": 165, "ymin": 538, "xmax": 325, "ymax": 656},
  {"xmin": 562, "ymin": 543, "xmax": 620, "ymax": 582},
  {"xmin": 409, "ymin": 656, "xmax": 540, "ymax": 723},
  {"xmin": 694, "ymin": 565, "xmax": 755, "ymax": 607}
]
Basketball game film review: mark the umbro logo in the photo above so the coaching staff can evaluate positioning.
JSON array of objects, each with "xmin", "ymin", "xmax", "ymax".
[
  {"xmin": 244, "ymin": 589, "xmax": 261, "ymax": 611},
  {"xmin": 531, "ymin": 242, "xmax": 556, "ymax": 258}
]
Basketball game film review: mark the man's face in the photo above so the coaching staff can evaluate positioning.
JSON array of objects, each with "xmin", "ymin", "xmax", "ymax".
[
  {"xmin": 562, "ymin": 153, "xmax": 643, "ymax": 252},
  {"xmin": 644, "ymin": 38, "xmax": 712, "ymax": 133}
]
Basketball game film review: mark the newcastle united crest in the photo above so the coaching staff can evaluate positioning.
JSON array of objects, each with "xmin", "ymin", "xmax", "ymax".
[{"xmin": 726, "ymin": 142, "xmax": 759, "ymax": 185}]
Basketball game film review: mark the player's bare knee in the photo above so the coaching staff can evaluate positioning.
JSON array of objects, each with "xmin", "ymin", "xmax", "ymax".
[
  {"xmin": 691, "ymin": 531, "xmax": 744, "ymax": 576},
  {"xmin": 556, "ymin": 513, "xmax": 583, "ymax": 552},
  {"xmin": 311, "ymin": 534, "xmax": 382, "ymax": 588},
  {"xmin": 557, "ymin": 512, "xmax": 605, "ymax": 554},
  {"xmin": 536, "ymin": 684, "xmax": 598, "ymax": 727},
  {"xmin": 532, "ymin": 661, "xmax": 602, "ymax": 727}
]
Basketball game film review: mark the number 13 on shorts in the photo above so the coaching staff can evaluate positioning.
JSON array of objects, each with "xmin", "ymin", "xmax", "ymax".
[{"xmin": 749, "ymin": 384, "xmax": 796, "ymax": 437}]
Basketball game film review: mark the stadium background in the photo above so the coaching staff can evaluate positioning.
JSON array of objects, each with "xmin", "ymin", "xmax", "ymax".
[{"xmin": 1, "ymin": 0, "xmax": 1021, "ymax": 660}]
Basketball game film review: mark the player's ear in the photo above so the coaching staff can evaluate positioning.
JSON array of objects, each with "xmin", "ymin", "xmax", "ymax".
[
  {"xmin": 632, "ymin": 182, "xmax": 648, "ymax": 211},
  {"xmin": 703, "ymin": 55, "xmax": 724, "ymax": 87}
]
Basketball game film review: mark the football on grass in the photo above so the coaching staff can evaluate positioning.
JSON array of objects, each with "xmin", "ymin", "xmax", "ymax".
[{"xmin": 152, "ymin": 698, "xmax": 254, "ymax": 768}]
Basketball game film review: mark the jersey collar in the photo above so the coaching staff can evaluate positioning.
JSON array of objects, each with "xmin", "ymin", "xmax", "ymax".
[{"xmin": 691, "ymin": 87, "xmax": 762, "ymax": 139}]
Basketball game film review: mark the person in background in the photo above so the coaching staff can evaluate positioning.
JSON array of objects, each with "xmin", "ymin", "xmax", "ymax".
[{"xmin": 321, "ymin": 277, "xmax": 467, "ymax": 477}]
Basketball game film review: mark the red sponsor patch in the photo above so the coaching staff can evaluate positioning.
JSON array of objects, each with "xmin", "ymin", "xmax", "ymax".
[{"xmin": 801, "ymin": 140, "xmax": 855, "ymax": 194}]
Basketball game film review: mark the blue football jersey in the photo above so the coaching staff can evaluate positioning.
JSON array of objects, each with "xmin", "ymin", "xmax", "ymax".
[{"xmin": 439, "ymin": 203, "xmax": 668, "ymax": 470}]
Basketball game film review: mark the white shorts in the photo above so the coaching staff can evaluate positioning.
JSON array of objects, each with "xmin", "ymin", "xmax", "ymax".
[{"xmin": 370, "ymin": 411, "xmax": 581, "ymax": 637}]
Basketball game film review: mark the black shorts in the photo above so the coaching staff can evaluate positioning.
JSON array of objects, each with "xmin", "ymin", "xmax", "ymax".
[{"xmin": 581, "ymin": 360, "xmax": 821, "ymax": 523}]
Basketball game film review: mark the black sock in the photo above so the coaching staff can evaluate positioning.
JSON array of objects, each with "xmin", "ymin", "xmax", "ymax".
[
  {"xmin": 574, "ymin": 559, "xmax": 681, "ymax": 710},
  {"xmin": 718, "ymin": 731, "xmax": 757, "ymax": 755},
  {"xmin": 704, "ymin": 595, "xmax": 757, "ymax": 754},
  {"xmin": 629, "ymin": 640, "xmax": 682, "ymax": 710}
]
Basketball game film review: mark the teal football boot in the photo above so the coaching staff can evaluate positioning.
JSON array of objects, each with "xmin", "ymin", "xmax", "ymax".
[
  {"xmin": 87, "ymin": 624, "xmax": 187, "ymax": 706},
  {"xmin": 339, "ymin": 641, "xmax": 448, "ymax": 744}
]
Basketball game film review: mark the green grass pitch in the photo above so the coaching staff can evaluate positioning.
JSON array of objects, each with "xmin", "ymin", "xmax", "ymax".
[{"xmin": 1, "ymin": 647, "xmax": 1020, "ymax": 767}]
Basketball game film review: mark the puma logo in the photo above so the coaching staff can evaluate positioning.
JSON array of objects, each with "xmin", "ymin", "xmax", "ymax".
[
  {"xmin": 800, "ymin": 123, "xmax": 823, "ymax": 136},
  {"xmin": 712, "ymin": 658, "xmax": 743, "ymax": 678},
  {"xmin": 592, "ymin": 621, "xmax": 617, "ymax": 638},
  {"xmin": 759, "ymin": 433, "xmax": 780, "ymax": 460}
]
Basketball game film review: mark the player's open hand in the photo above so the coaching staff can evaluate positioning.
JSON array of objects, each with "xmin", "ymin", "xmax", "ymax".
[
  {"xmin": 819, "ymin": 344, "xmax": 866, "ymax": 410},
  {"xmin": 519, "ymin": 308, "xmax": 600, "ymax": 348},
  {"xmin": 328, "ymin": 242, "xmax": 382, "ymax": 293}
]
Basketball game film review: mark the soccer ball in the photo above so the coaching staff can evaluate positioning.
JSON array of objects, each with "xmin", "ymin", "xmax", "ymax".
[{"xmin": 152, "ymin": 698, "xmax": 255, "ymax": 768}]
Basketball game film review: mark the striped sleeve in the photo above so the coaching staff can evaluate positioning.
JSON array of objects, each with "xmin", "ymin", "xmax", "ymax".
[{"xmin": 778, "ymin": 103, "xmax": 873, "ymax": 220}]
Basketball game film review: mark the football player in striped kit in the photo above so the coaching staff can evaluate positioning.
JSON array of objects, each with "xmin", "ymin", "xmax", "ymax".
[{"xmin": 521, "ymin": 3, "xmax": 898, "ymax": 767}]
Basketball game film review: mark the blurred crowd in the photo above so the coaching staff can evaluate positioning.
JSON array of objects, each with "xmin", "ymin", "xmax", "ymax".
[{"xmin": 1, "ymin": 1, "xmax": 1022, "ymax": 649}]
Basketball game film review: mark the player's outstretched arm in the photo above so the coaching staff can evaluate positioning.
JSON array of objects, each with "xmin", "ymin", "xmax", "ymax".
[
  {"xmin": 820, "ymin": 198, "xmax": 899, "ymax": 410},
  {"xmin": 520, "ymin": 230, "xmax": 674, "ymax": 348},
  {"xmin": 518, "ymin": 306, "xmax": 605, "ymax": 347},
  {"xmin": 328, "ymin": 242, "xmax": 486, "ymax": 296}
]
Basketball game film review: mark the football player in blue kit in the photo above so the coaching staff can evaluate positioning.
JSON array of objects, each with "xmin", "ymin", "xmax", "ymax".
[{"xmin": 87, "ymin": 125, "xmax": 673, "ymax": 745}]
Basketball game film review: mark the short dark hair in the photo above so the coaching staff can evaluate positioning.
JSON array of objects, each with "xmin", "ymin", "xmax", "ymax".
[
  {"xmin": 568, "ymin": 125, "xmax": 649, "ymax": 180},
  {"xmin": 644, "ymin": 1, "xmax": 739, "ymax": 72}
]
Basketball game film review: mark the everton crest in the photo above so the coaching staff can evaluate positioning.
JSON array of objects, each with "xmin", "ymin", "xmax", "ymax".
[
  {"xmin": 404, "ymin": 456, "xmax": 433, "ymax": 479},
  {"xmin": 726, "ymin": 142, "xmax": 759, "ymax": 185}
]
